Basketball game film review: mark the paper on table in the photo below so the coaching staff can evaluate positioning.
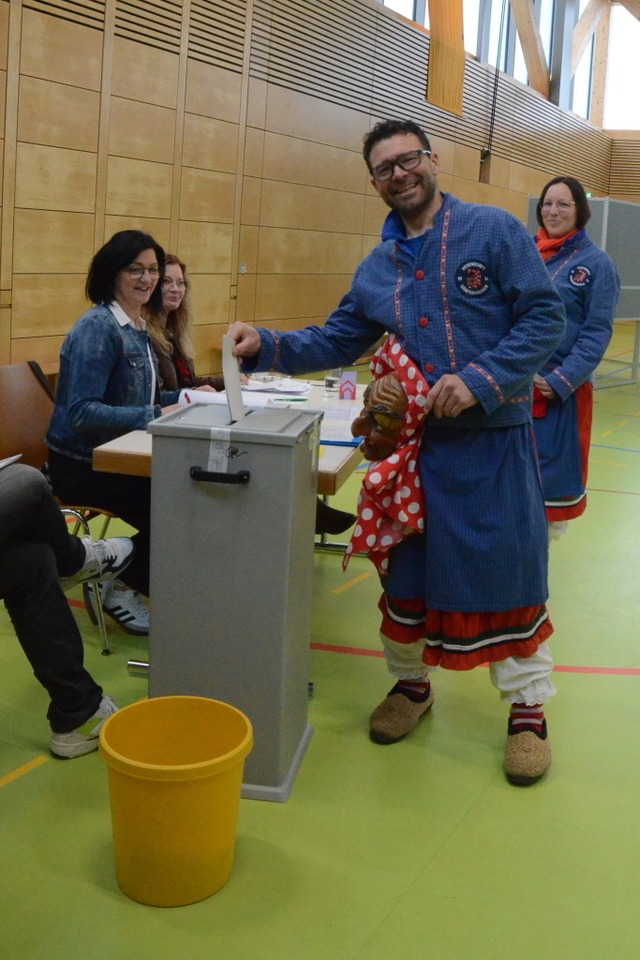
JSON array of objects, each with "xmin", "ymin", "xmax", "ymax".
[
  {"xmin": 242, "ymin": 377, "xmax": 311, "ymax": 395},
  {"xmin": 222, "ymin": 334, "xmax": 246, "ymax": 422}
]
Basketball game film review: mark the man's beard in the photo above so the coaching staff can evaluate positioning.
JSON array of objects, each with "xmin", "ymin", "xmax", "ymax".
[{"xmin": 386, "ymin": 176, "xmax": 437, "ymax": 217}]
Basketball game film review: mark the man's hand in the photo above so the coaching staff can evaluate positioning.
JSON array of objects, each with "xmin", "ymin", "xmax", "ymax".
[
  {"xmin": 534, "ymin": 374, "xmax": 556, "ymax": 400},
  {"xmin": 227, "ymin": 322, "xmax": 261, "ymax": 357},
  {"xmin": 424, "ymin": 374, "xmax": 477, "ymax": 419}
]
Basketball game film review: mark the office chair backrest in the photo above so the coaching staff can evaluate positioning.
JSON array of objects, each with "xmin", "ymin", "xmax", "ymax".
[{"xmin": 0, "ymin": 361, "xmax": 55, "ymax": 469}]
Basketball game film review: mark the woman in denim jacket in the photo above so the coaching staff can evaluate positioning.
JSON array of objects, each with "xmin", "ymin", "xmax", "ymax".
[{"xmin": 46, "ymin": 231, "xmax": 183, "ymax": 634}]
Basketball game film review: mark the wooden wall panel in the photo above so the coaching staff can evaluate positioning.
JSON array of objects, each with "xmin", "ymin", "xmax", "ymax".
[
  {"xmin": 18, "ymin": 76, "xmax": 100, "ymax": 151},
  {"xmin": 111, "ymin": 38, "xmax": 179, "ymax": 108},
  {"xmin": 261, "ymin": 132, "xmax": 365, "ymax": 192},
  {"xmin": 12, "ymin": 210, "xmax": 95, "ymax": 272},
  {"xmin": 260, "ymin": 179, "xmax": 365, "ymax": 233},
  {"xmin": 255, "ymin": 274, "xmax": 353, "ymax": 322},
  {"xmin": 108, "ymin": 98, "xmax": 176, "ymax": 163},
  {"xmin": 103, "ymin": 216, "xmax": 171, "ymax": 250},
  {"xmin": 20, "ymin": 8, "xmax": 102, "ymax": 88},
  {"xmin": 182, "ymin": 115, "xmax": 239, "ymax": 172},
  {"xmin": 15, "ymin": 144, "xmax": 97, "ymax": 211},
  {"xmin": 257, "ymin": 227, "xmax": 363, "ymax": 275},
  {"xmin": 176, "ymin": 220, "xmax": 234, "ymax": 272},
  {"xmin": 179, "ymin": 168, "xmax": 236, "ymax": 222},
  {"xmin": 185, "ymin": 59, "xmax": 242, "ymax": 122},
  {"xmin": 11, "ymin": 274, "xmax": 87, "ymax": 337},
  {"xmin": 189, "ymin": 274, "xmax": 232, "ymax": 323},
  {"xmin": 105, "ymin": 156, "xmax": 173, "ymax": 218}
]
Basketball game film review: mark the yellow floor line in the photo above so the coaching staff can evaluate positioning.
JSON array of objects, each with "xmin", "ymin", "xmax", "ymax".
[
  {"xmin": 333, "ymin": 571, "xmax": 372, "ymax": 594},
  {"xmin": 0, "ymin": 755, "xmax": 49, "ymax": 789}
]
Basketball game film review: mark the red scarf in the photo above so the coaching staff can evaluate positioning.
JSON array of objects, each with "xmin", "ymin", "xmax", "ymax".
[
  {"xmin": 343, "ymin": 336, "xmax": 429, "ymax": 576},
  {"xmin": 535, "ymin": 226, "xmax": 579, "ymax": 262}
]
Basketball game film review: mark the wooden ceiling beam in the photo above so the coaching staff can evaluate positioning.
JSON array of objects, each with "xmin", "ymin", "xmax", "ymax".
[
  {"xmin": 425, "ymin": 0, "xmax": 465, "ymax": 116},
  {"xmin": 572, "ymin": 0, "xmax": 608, "ymax": 75},
  {"xmin": 509, "ymin": 0, "xmax": 550, "ymax": 97},
  {"xmin": 590, "ymin": 2, "xmax": 611, "ymax": 127}
]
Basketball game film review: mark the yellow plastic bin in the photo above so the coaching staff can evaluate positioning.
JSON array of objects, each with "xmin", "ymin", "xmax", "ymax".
[{"xmin": 99, "ymin": 695, "xmax": 253, "ymax": 907}]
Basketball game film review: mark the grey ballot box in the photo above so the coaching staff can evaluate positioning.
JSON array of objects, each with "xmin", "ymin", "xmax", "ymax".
[{"xmin": 147, "ymin": 402, "xmax": 322, "ymax": 802}]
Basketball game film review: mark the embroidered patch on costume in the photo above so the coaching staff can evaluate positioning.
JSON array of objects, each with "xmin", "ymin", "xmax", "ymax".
[
  {"xmin": 568, "ymin": 265, "xmax": 592, "ymax": 287},
  {"xmin": 456, "ymin": 261, "xmax": 490, "ymax": 296}
]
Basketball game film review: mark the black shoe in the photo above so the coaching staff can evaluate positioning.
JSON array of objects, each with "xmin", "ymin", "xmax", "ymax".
[{"xmin": 315, "ymin": 498, "xmax": 357, "ymax": 535}]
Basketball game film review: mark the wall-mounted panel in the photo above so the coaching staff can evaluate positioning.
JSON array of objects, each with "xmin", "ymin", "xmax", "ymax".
[
  {"xmin": 185, "ymin": 60, "xmax": 243, "ymax": 122},
  {"xmin": 112, "ymin": 37, "xmax": 180, "ymax": 108},
  {"xmin": 255, "ymin": 273, "xmax": 353, "ymax": 321},
  {"xmin": 11, "ymin": 274, "xmax": 87, "ymax": 337},
  {"xmin": 176, "ymin": 220, "xmax": 234, "ymax": 273},
  {"xmin": 182, "ymin": 114, "xmax": 239, "ymax": 172},
  {"xmin": 14, "ymin": 143, "xmax": 97, "ymax": 212},
  {"xmin": 257, "ymin": 226, "xmax": 363, "ymax": 275},
  {"xmin": 179, "ymin": 168, "xmax": 236, "ymax": 223},
  {"xmin": 105, "ymin": 156, "xmax": 173, "ymax": 218},
  {"xmin": 13, "ymin": 210, "xmax": 95, "ymax": 272},
  {"xmin": 21, "ymin": 7, "xmax": 103, "ymax": 89},
  {"xmin": 108, "ymin": 98, "xmax": 176, "ymax": 163},
  {"xmin": 260, "ymin": 179, "xmax": 365, "ymax": 233},
  {"xmin": 18, "ymin": 76, "xmax": 100, "ymax": 151}
]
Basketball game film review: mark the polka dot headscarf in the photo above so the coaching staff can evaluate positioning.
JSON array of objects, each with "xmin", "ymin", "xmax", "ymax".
[{"xmin": 343, "ymin": 334, "xmax": 429, "ymax": 575}]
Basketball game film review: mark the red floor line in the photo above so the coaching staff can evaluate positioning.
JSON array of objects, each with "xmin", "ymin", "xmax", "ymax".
[{"xmin": 310, "ymin": 642, "xmax": 640, "ymax": 674}]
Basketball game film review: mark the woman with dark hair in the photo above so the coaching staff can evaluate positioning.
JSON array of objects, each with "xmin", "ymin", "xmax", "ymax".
[
  {"xmin": 46, "ymin": 230, "xmax": 184, "ymax": 635},
  {"xmin": 533, "ymin": 176, "xmax": 621, "ymax": 538}
]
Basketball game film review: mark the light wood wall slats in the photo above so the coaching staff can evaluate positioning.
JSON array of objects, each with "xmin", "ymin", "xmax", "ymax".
[
  {"xmin": 23, "ymin": 0, "xmax": 106, "ymax": 30},
  {"xmin": 188, "ymin": 0, "xmax": 246, "ymax": 70},
  {"xmin": 610, "ymin": 137, "xmax": 640, "ymax": 197},
  {"xmin": 114, "ymin": 0, "xmax": 183, "ymax": 54}
]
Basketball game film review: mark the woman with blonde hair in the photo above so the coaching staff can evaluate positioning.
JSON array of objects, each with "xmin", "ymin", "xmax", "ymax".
[{"xmin": 145, "ymin": 253, "xmax": 224, "ymax": 392}]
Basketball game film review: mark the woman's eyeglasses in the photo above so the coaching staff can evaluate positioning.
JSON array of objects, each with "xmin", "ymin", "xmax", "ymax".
[
  {"xmin": 126, "ymin": 265, "xmax": 160, "ymax": 278},
  {"xmin": 161, "ymin": 278, "xmax": 186, "ymax": 289},
  {"xmin": 540, "ymin": 201, "xmax": 575, "ymax": 211}
]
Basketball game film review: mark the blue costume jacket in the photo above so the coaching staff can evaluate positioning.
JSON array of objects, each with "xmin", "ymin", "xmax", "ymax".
[
  {"xmin": 533, "ymin": 230, "xmax": 620, "ymax": 514},
  {"xmin": 47, "ymin": 303, "xmax": 180, "ymax": 463},
  {"xmin": 249, "ymin": 194, "xmax": 565, "ymax": 426},
  {"xmin": 537, "ymin": 230, "xmax": 620, "ymax": 396},
  {"xmin": 246, "ymin": 193, "xmax": 566, "ymax": 612}
]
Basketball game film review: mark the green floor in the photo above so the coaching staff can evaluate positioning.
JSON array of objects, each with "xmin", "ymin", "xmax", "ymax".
[{"xmin": 2, "ymin": 325, "xmax": 640, "ymax": 959}]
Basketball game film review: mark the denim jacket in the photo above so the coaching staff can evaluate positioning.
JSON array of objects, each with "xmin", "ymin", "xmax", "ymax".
[
  {"xmin": 46, "ymin": 303, "xmax": 180, "ymax": 462},
  {"xmin": 247, "ymin": 194, "xmax": 566, "ymax": 430}
]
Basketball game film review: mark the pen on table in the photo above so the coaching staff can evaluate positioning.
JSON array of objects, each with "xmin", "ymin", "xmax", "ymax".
[{"xmin": 271, "ymin": 397, "xmax": 308, "ymax": 403}]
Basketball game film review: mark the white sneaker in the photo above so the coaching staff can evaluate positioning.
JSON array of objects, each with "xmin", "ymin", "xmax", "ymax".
[
  {"xmin": 84, "ymin": 580, "xmax": 149, "ymax": 636},
  {"xmin": 64, "ymin": 536, "xmax": 135, "ymax": 585},
  {"xmin": 50, "ymin": 695, "xmax": 118, "ymax": 758}
]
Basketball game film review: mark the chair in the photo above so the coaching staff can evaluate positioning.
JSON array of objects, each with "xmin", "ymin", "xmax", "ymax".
[{"xmin": 0, "ymin": 361, "xmax": 116, "ymax": 654}]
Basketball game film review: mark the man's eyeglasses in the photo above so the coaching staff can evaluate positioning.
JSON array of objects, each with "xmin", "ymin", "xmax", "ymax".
[
  {"xmin": 161, "ymin": 278, "xmax": 186, "ymax": 289},
  {"xmin": 540, "ymin": 201, "xmax": 575, "ymax": 211},
  {"xmin": 370, "ymin": 149, "xmax": 432, "ymax": 182},
  {"xmin": 126, "ymin": 265, "xmax": 160, "ymax": 278}
]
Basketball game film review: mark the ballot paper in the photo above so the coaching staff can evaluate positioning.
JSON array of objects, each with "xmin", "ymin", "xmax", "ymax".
[{"xmin": 222, "ymin": 334, "xmax": 246, "ymax": 422}]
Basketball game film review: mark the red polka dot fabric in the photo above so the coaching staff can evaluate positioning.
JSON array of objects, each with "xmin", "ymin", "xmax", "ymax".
[{"xmin": 343, "ymin": 335, "xmax": 429, "ymax": 575}]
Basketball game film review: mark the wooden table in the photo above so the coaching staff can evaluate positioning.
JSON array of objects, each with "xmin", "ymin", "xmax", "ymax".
[{"xmin": 92, "ymin": 382, "xmax": 364, "ymax": 497}]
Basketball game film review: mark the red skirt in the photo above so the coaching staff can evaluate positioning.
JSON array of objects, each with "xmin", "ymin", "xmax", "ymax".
[{"xmin": 380, "ymin": 593, "xmax": 554, "ymax": 671}]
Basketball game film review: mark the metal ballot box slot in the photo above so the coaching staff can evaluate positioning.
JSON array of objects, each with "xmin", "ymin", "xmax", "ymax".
[{"xmin": 147, "ymin": 404, "xmax": 322, "ymax": 802}]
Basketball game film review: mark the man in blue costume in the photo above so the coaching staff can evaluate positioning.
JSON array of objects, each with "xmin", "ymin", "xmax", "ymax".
[{"xmin": 228, "ymin": 119, "xmax": 566, "ymax": 785}]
